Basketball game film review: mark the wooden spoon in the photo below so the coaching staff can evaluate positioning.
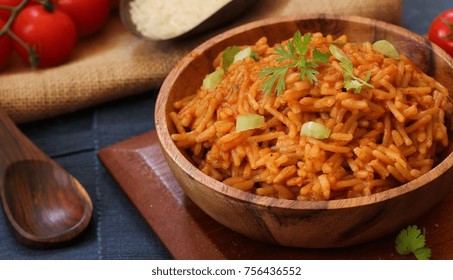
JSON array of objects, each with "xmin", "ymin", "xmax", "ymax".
[
  {"xmin": 0, "ymin": 108, "xmax": 93, "ymax": 247},
  {"xmin": 119, "ymin": 0, "xmax": 256, "ymax": 41}
]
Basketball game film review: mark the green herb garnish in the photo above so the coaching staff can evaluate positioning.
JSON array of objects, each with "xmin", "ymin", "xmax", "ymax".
[
  {"xmin": 258, "ymin": 31, "xmax": 329, "ymax": 96},
  {"xmin": 395, "ymin": 225, "xmax": 432, "ymax": 260},
  {"xmin": 329, "ymin": 44, "xmax": 373, "ymax": 94}
]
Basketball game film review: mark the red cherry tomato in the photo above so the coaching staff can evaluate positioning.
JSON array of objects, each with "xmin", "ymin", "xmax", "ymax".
[
  {"xmin": 428, "ymin": 9, "xmax": 453, "ymax": 56},
  {"xmin": 12, "ymin": 5, "xmax": 77, "ymax": 68},
  {"xmin": 57, "ymin": 0, "xmax": 110, "ymax": 36},
  {"xmin": 0, "ymin": 18, "xmax": 13, "ymax": 69}
]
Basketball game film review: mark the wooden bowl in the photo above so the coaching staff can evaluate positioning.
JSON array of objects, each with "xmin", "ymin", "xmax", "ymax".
[{"xmin": 155, "ymin": 14, "xmax": 453, "ymax": 248}]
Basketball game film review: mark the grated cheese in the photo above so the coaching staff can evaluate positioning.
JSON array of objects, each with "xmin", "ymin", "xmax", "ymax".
[{"xmin": 129, "ymin": 0, "xmax": 231, "ymax": 40}]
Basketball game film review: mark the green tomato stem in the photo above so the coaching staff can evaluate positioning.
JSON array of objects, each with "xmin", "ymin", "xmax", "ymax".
[
  {"xmin": 41, "ymin": 0, "xmax": 56, "ymax": 12},
  {"xmin": 0, "ymin": 4, "xmax": 15, "ymax": 10},
  {"xmin": 0, "ymin": 0, "xmax": 29, "ymax": 36},
  {"xmin": 440, "ymin": 17, "xmax": 453, "ymax": 39},
  {"xmin": 0, "ymin": 0, "xmax": 30, "ymax": 35},
  {"xmin": 6, "ymin": 29, "xmax": 39, "ymax": 68}
]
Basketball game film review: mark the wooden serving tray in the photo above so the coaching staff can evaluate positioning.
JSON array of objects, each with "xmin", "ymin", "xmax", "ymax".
[{"xmin": 98, "ymin": 131, "xmax": 453, "ymax": 259}]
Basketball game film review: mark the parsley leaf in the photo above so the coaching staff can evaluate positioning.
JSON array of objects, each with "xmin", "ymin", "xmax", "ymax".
[
  {"xmin": 395, "ymin": 225, "xmax": 432, "ymax": 260},
  {"xmin": 414, "ymin": 247, "xmax": 432, "ymax": 260},
  {"xmin": 258, "ymin": 66, "xmax": 289, "ymax": 97},
  {"xmin": 258, "ymin": 31, "xmax": 328, "ymax": 96},
  {"xmin": 329, "ymin": 44, "xmax": 373, "ymax": 94}
]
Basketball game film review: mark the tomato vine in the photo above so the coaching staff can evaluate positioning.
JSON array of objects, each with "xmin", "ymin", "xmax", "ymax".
[
  {"xmin": 0, "ymin": 0, "xmax": 111, "ymax": 69},
  {"xmin": 0, "ymin": 0, "xmax": 56, "ymax": 67}
]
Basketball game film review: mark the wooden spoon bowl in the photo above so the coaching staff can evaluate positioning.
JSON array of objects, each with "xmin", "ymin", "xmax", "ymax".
[
  {"xmin": 0, "ymin": 107, "xmax": 93, "ymax": 248},
  {"xmin": 155, "ymin": 14, "xmax": 453, "ymax": 248}
]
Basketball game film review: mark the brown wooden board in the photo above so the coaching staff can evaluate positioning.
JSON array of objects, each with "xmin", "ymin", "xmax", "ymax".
[{"xmin": 98, "ymin": 131, "xmax": 453, "ymax": 260}]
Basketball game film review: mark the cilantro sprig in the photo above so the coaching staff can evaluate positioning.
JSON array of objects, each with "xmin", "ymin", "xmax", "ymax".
[
  {"xmin": 329, "ymin": 44, "xmax": 373, "ymax": 94},
  {"xmin": 258, "ymin": 31, "xmax": 329, "ymax": 96},
  {"xmin": 395, "ymin": 225, "xmax": 432, "ymax": 260}
]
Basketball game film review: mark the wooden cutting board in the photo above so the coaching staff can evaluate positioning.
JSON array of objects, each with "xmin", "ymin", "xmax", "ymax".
[{"xmin": 98, "ymin": 131, "xmax": 453, "ymax": 260}]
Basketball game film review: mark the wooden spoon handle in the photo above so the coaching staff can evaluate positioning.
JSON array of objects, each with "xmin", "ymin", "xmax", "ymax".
[{"xmin": 0, "ymin": 107, "xmax": 45, "ymax": 168}]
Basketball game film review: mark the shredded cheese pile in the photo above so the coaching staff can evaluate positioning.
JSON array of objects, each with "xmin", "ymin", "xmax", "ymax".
[{"xmin": 130, "ymin": 0, "xmax": 230, "ymax": 40}]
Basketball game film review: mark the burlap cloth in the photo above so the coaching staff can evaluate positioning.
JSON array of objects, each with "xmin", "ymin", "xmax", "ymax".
[{"xmin": 0, "ymin": 0, "xmax": 402, "ymax": 123}]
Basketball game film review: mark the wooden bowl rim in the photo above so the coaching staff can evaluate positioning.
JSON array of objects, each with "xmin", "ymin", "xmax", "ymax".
[{"xmin": 156, "ymin": 13, "xmax": 453, "ymax": 210}]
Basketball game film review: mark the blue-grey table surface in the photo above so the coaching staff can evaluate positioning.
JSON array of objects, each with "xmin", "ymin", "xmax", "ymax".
[{"xmin": 1, "ymin": 0, "xmax": 451, "ymax": 259}]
